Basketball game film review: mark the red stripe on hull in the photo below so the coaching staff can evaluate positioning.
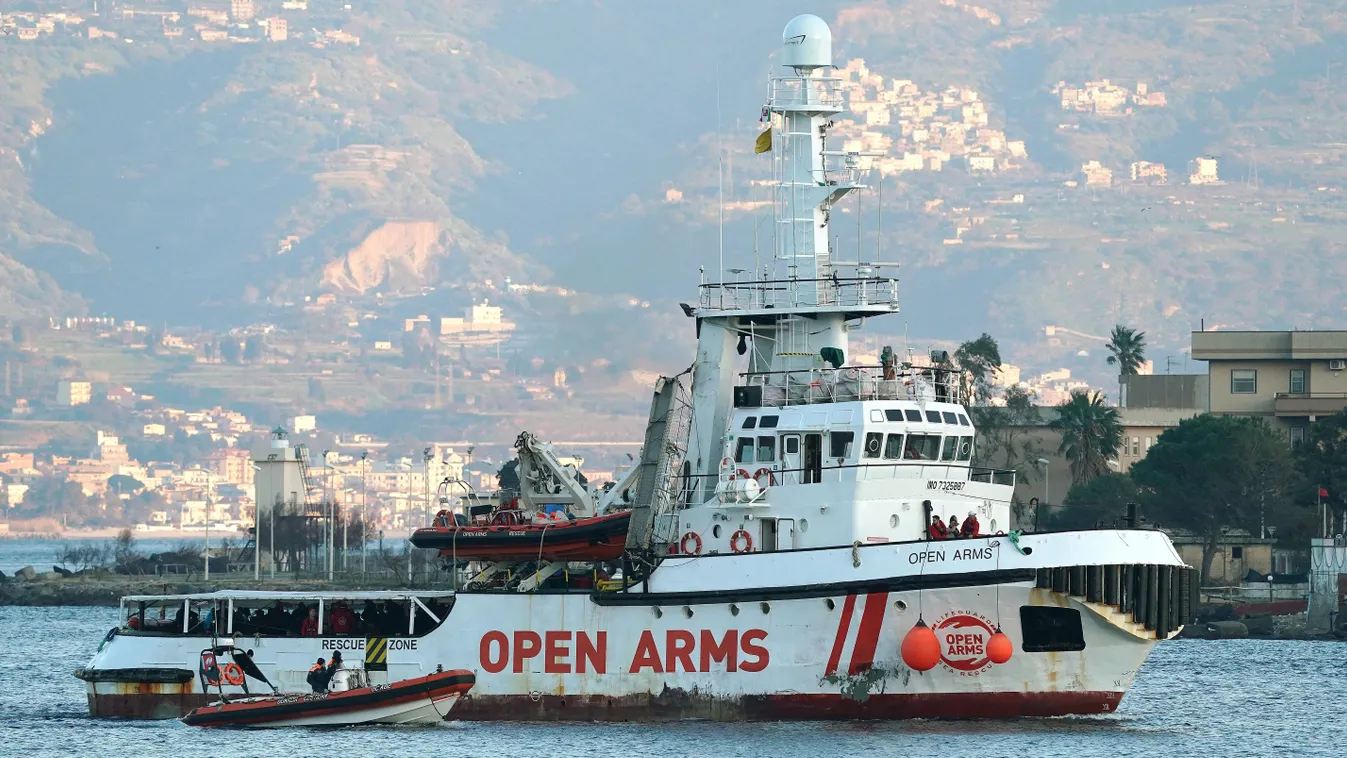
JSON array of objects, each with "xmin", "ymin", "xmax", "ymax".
[
  {"xmin": 452, "ymin": 691, "xmax": 1124, "ymax": 721},
  {"xmin": 824, "ymin": 594, "xmax": 858, "ymax": 676},
  {"xmin": 847, "ymin": 592, "xmax": 889, "ymax": 675}
]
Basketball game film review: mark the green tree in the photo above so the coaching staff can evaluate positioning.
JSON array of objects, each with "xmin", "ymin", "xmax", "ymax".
[
  {"xmin": 1291, "ymin": 409, "xmax": 1347, "ymax": 544},
  {"xmin": 970, "ymin": 384, "xmax": 1045, "ymax": 524},
  {"xmin": 1050, "ymin": 390, "xmax": 1123, "ymax": 486},
  {"xmin": 954, "ymin": 333, "xmax": 1002, "ymax": 406},
  {"xmin": 220, "ymin": 339, "xmax": 242, "ymax": 364},
  {"xmin": 497, "ymin": 459, "xmax": 520, "ymax": 492},
  {"xmin": 1105, "ymin": 325, "xmax": 1147, "ymax": 404},
  {"xmin": 243, "ymin": 334, "xmax": 266, "ymax": 363},
  {"xmin": 308, "ymin": 377, "xmax": 327, "ymax": 403},
  {"xmin": 106, "ymin": 474, "xmax": 145, "ymax": 496},
  {"xmin": 1131, "ymin": 415, "xmax": 1299, "ymax": 585},
  {"xmin": 1058, "ymin": 472, "xmax": 1141, "ymax": 530}
]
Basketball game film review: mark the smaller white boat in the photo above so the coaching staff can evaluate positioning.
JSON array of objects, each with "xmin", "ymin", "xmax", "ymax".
[{"xmin": 182, "ymin": 646, "xmax": 474, "ymax": 728}]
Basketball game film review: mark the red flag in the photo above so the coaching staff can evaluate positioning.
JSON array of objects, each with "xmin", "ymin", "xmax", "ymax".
[{"xmin": 1319, "ymin": 487, "xmax": 1329, "ymax": 498}]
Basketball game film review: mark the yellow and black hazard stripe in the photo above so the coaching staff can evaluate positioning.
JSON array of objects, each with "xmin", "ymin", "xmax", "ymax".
[{"xmin": 365, "ymin": 637, "xmax": 388, "ymax": 670}]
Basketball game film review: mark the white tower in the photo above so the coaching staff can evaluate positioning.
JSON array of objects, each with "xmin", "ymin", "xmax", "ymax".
[{"xmin": 680, "ymin": 16, "xmax": 898, "ymax": 500}]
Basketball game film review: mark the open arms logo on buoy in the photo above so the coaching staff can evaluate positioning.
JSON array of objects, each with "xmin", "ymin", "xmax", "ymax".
[{"xmin": 933, "ymin": 610, "xmax": 996, "ymax": 676}]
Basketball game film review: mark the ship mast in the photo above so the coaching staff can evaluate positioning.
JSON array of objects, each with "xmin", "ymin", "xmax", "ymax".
[{"xmin": 681, "ymin": 15, "xmax": 899, "ymax": 502}]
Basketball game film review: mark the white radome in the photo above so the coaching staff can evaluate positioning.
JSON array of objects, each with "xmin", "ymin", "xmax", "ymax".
[{"xmin": 781, "ymin": 14, "xmax": 832, "ymax": 70}]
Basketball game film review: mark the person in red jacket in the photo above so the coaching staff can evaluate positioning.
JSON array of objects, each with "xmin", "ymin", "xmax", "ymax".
[
  {"xmin": 961, "ymin": 510, "xmax": 980, "ymax": 538},
  {"xmin": 329, "ymin": 602, "xmax": 357, "ymax": 635},
  {"xmin": 300, "ymin": 606, "xmax": 320, "ymax": 637},
  {"xmin": 928, "ymin": 514, "xmax": 949, "ymax": 540}
]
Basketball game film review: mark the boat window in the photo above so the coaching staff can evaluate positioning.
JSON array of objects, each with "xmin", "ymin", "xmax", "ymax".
[
  {"xmin": 742, "ymin": 417, "xmax": 757, "ymax": 429},
  {"xmin": 884, "ymin": 409, "xmax": 904, "ymax": 421},
  {"xmin": 903, "ymin": 434, "xmax": 942, "ymax": 461},
  {"xmin": 829, "ymin": 431, "xmax": 854, "ymax": 460},
  {"xmin": 958, "ymin": 415, "xmax": 970, "ymax": 426},
  {"xmin": 863, "ymin": 432, "xmax": 883, "ymax": 459},
  {"xmin": 940, "ymin": 436, "xmax": 958, "ymax": 461},
  {"xmin": 883, "ymin": 433, "xmax": 905, "ymax": 460},
  {"xmin": 1019, "ymin": 606, "xmax": 1086, "ymax": 652},
  {"xmin": 924, "ymin": 410, "xmax": 941, "ymax": 424},
  {"xmin": 784, "ymin": 436, "xmax": 800, "ymax": 454},
  {"xmin": 735, "ymin": 437, "xmax": 755, "ymax": 464},
  {"xmin": 759, "ymin": 415, "xmax": 780, "ymax": 429},
  {"xmin": 957, "ymin": 436, "xmax": 974, "ymax": 461},
  {"xmin": 757, "ymin": 436, "xmax": 776, "ymax": 463},
  {"xmin": 942, "ymin": 412, "xmax": 957, "ymax": 424},
  {"xmin": 904, "ymin": 409, "xmax": 922, "ymax": 422}
]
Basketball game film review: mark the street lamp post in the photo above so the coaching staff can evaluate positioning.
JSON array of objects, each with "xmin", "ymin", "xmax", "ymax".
[
  {"xmin": 360, "ymin": 453, "xmax": 368, "ymax": 580},
  {"xmin": 204, "ymin": 472, "xmax": 213, "ymax": 582},
  {"xmin": 251, "ymin": 465, "xmax": 262, "ymax": 581},
  {"xmin": 323, "ymin": 450, "xmax": 334, "ymax": 582}
]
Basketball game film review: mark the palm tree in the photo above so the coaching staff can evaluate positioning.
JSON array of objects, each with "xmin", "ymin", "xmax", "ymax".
[
  {"xmin": 1050, "ymin": 390, "xmax": 1123, "ymax": 485},
  {"xmin": 1105, "ymin": 325, "xmax": 1146, "ymax": 404}
]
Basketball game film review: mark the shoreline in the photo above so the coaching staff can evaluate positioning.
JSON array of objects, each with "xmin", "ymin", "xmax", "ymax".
[{"xmin": 0, "ymin": 528, "xmax": 247, "ymax": 541}]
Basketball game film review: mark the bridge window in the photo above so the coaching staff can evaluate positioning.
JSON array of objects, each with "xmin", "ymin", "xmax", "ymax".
[
  {"xmin": 883, "ymin": 433, "xmax": 905, "ymax": 460},
  {"xmin": 924, "ymin": 411, "xmax": 941, "ymax": 424},
  {"xmin": 1019, "ymin": 606, "xmax": 1085, "ymax": 652},
  {"xmin": 735, "ymin": 437, "xmax": 755, "ymax": 463},
  {"xmin": 903, "ymin": 434, "xmax": 941, "ymax": 461},
  {"xmin": 863, "ymin": 432, "xmax": 883, "ymax": 458},
  {"xmin": 757, "ymin": 436, "xmax": 776, "ymax": 462},
  {"xmin": 942, "ymin": 412, "xmax": 957, "ymax": 424},
  {"xmin": 1230, "ymin": 369, "xmax": 1257, "ymax": 394},
  {"xmin": 958, "ymin": 415, "xmax": 970, "ymax": 426},
  {"xmin": 830, "ymin": 431, "xmax": 854, "ymax": 460},
  {"xmin": 904, "ymin": 409, "xmax": 922, "ymax": 422},
  {"xmin": 940, "ymin": 436, "xmax": 958, "ymax": 461},
  {"xmin": 885, "ymin": 409, "xmax": 904, "ymax": 422},
  {"xmin": 742, "ymin": 417, "xmax": 757, "ymax": 429},
  {"xmin": 957, "ymin": 436, "xmax": 973, "ymax": 461},
  {"xmin": 759, "ymin": 415, "xmax": 780, "ymax": 429}
]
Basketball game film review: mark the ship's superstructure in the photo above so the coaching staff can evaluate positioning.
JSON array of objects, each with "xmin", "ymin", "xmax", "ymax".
[{"xmin": 77, "ymin": 16, "xmax": 1195, "ymax": 722}]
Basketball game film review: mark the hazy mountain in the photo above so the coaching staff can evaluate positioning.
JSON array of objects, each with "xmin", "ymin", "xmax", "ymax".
[{"xmin": 5, "ymin": 0, "xmax": 1347, "ymax": 379}]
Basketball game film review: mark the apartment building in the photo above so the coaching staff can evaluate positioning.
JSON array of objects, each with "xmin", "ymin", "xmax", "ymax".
[{"xmin": 1192, "ymin": 329, "xmax": 1347, "ymax": 443}]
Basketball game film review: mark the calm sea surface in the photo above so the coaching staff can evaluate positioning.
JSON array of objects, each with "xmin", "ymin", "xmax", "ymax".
[{"xmin": 1, "ymin": 534, "xmax": 1343, "ymax": 758}]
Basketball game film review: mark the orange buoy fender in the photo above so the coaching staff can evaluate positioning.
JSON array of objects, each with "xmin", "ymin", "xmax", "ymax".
[
  {"xmin": 986, "ymin": 627, "xmax": 1013, "ymax": 664},
  {"xmin": 900, "ymin": 617, "xmax": 941, "ymax": 672}
]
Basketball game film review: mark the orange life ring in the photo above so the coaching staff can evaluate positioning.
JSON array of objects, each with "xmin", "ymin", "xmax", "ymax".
[
  {"xmin": 752, "ymin": 468, "xmax": 776, "ymax": 488},
  {"xmin": 680, "ymin": 531, "xmax": 703, "ymax": 556},
  {"xmin": 221, "ymin": 662, "xmax": 245, "ymax": 686},
  {"xmin": 730, "ymin": 529, "xmax": 754, "ymax": 554}
]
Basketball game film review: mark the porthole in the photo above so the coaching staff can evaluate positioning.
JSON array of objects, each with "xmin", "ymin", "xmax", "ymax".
[
  {"xmin": 889, "ymin": 514, "xmax": 899, "ymax": 529},
  {"xmin": 760, "ymin": 602, "xmax": 771, "ymax": 614},
  {"xmin": 826, "ymin": 598, "xmax": 836, "ymax": 611},
  {"xmin": 799, "ymin": 519, "xmax": 809, "ymax": 533},
  {"xmin": 683, "ymin": 606, "xmax": 694, "ymax": 619},
  {"xmin": 894, "ymin": 600, "xmax": 908, "ymax": 612},
  {"xmin": 712, "ymin": 524, "xmax": 723, "ymax": 539}
]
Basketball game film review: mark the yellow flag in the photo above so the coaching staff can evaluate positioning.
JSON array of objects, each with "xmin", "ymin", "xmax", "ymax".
[{"xmin": 754, "ymin": 128, "xmax": 772, "ymax": 154}]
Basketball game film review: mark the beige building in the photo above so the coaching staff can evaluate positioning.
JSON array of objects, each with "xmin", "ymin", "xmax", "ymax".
[
  {"xmin": 1192, "ymin": 329, "xmax": 1347, "ymax": 442},
  {"xmin": 265, "ymin": 17, "xmax": 287, "ymax": 41},
  {"xmin": 1164, "ymin": 528, "xmax": 1273, "ymax": 585},
  {"xmin": 57, "ymin": 380, "xmax": 92, "ymax": 406}
]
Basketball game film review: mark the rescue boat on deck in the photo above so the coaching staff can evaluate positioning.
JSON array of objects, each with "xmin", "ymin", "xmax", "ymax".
[{"xmin": 410, "ymin": 509, "xmax": 631, "ymax": 562}]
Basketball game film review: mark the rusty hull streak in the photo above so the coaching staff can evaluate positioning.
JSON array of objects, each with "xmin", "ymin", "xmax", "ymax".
[
  {"xmin": 452, "ymin": 690, "xmax": 1124, "ymax": 721},
  {"xmin": 86, "ymin": 682, "xmax": 208, "ymax": 719}
]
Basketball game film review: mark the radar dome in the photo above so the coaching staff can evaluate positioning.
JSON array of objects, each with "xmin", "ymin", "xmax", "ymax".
[{"xmin": 781, "ymin": 14, "xmax": 832, "ymax": 70}]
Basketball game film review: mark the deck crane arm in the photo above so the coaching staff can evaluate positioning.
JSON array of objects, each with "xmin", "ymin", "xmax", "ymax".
[{"xmin": 513, "ymin": 432, "xmax": 597, "ymax": 517}]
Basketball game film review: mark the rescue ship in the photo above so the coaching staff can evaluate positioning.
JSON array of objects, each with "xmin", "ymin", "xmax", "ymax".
[{"xmin": 76, "ymin": 15, "xmax": 1195, "ymax": 721}]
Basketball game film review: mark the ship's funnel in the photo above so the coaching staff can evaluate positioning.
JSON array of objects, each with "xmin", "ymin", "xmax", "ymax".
[{"xmin": 781, "ymin": 14, "xmax": 831, "ymax": 71}]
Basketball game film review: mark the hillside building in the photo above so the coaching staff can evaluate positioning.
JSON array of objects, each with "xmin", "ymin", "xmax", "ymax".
[
  {"xmin": 1082, "ymin": 160, "xmax": 1113, "ymax": 187},
  {"xmin": 1189, "ymin": 156, "xmax": 1220, "ymax": 185},
  {"xmin": 57, "ymin": 380, "xmax": 92, "ymax": 406},
  {"xmin": 1192, "ymin": 329, "xmax": 1347, "ymax": 442},
  {"xmin": 1129, "ymin": 161, "xmax": 1167, "ymax": 184}
]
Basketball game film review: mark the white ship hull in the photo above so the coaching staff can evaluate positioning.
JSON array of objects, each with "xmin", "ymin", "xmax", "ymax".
[{"xmin": 81, "ymin": 531, "xmax": 1192, "ymax": 720}]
